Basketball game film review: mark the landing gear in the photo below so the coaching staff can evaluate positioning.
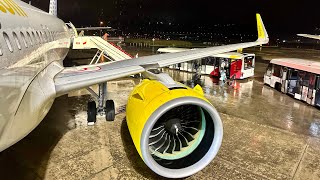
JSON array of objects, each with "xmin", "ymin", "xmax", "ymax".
[
  {"xmin": 87, "ymin": 101, "xmax": 97, "ymax": 125},
  {"xmin": 105, "ymin": 100, "xmax": 115, "ymax": 121},
  {"xmin": 86, "ymin": 82, "xmax": 115, "ymax": 125}
]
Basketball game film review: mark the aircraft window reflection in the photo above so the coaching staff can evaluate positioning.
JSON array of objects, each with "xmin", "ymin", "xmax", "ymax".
[
  {"xmin": 13, "ymin": 32, "xmax": 21, "ymax": 50},
  {"xmin": 46, "ymin": 30, "xmax": 50, "ymax": 41},
  {"xmin": 32, "ymin": 31, "xmax": 37, "ymax": 45},
  {"xmin": 44, "ymin": 31, "xmax": 48, "ymax": 42},
  {"xmin": 39, "ymin": 31, "xmax": 44, "ymax": 43},
  {"xmin": 20, "ymin": 32, "xmax": 28, "ymax": 48},
  {"xmin": 41, "ymin": 32, "xmax": 45, "ymax": 43},
  {"xmin": 40, "ymin": 31, "xmax": 45, "ymax": 42},
  {"xmin": 45, "ymin": 31, "xmax": 48, "ymax": 42},
  {"xmin": 46, "ymin": 31, "xmax": 50, "ymax": 41},
  {"xmin": 43, "ymin": 31, "xmax": 47, "ymax": 42},
  {"xmin": 3, "ymin": 32, "xmax": 13, "ymax": 53},
  {"xmin": 36, "ymin": 31, "xmax": 41, "ymax": 44},
  {"xmin": 26, "ymin": 32, "xmax": 33, "ymax": 46}
]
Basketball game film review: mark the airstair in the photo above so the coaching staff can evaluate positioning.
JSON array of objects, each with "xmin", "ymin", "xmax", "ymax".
[{"xmin": 72, "ymin": 36, "xmax": 133, "ymax": 63}]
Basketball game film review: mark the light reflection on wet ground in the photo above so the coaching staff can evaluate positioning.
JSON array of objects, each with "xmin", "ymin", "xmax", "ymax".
[
  {"xmin": 2, "ymin": 48, "xmax": 320, "ymax": 179},
  {"xmin": 160, "ymin": 56, "xmax": 320, "ymax": 139}
]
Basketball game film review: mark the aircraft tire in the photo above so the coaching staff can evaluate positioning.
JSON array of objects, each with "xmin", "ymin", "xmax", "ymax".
[
  {"xmin": 87, "ymin": 101, "xmax": 97, "ymax": 124},
  {"xmin": 105, "ymin": 100, "xmax": 115, "ymax": 121}
]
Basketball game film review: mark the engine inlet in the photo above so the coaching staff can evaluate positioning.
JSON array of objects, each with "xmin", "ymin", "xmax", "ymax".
[
  {"xmin": 148, "ymin": 105, "xmax": 206, "ymax": 160},
  {"xmin": 140, "ymin": 97, "xmax": 223, "ymax": 179}
]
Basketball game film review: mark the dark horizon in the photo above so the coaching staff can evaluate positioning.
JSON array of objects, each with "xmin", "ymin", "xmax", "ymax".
[{"xmin": 22, "ymin": 0, "xmax": 320, "ymax": 39}]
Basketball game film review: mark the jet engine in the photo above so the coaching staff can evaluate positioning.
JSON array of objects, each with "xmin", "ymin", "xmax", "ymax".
[{"xmin": 126, "ymin": 79, "xmax": 223, "ymax": 178}]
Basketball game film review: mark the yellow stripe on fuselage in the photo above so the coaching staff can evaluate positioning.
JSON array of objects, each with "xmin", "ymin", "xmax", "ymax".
[{"xmin": 0, "ymin": 0, "xmax": 27, "ymax": 17}]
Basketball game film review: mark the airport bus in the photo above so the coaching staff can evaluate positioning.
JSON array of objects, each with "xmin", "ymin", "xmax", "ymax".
[
  {"xmin": 264, "ymin": 58, "xmax": 320, "ymax": 106},
  {"xmin": 201, "ymin": 52, "xmax": 255, "ymax": 80},
  {"xmin": 157, "ymin": 48, "xmax": 255, "ymax": 80}
]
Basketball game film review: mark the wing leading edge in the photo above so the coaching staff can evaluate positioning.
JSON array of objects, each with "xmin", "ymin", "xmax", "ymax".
[
  {"xmin": 54, "ymin": 14, "xmax": 269, "ymax": 97},
  {"xmin": 297, "ymin": 34, "xmax": 320, "ymax": 40}
]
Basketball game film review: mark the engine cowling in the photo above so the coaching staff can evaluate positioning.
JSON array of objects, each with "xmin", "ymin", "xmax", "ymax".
[{"xmin": 126, "ymin": 79, "xmax": 223, "ymax": 178}]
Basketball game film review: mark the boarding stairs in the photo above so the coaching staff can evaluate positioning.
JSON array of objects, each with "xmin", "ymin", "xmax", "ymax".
[{"xmin": 72, "ymin": 36, "xmax": 133, "ymax": 63}]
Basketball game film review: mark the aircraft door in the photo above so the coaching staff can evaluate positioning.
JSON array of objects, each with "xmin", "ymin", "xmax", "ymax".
[
  {"xmin": 287, "ymin": 69, "xmax": 298, "ymax": 96},
  {"xmin": 294, "ymin": 71, "xmax": 305, "ymax": 100},
  {"xmin": 201, "ymin": 58, "xmax": 207, "ymax": 74},
  {"xmin": 301, "ymin": 73, "xmax": 310, "ymax": 102},
  {"xmin": 210, "ymin": 58, "xmax": 220, "ymax": 77},
  {"xmin": 264, "ymin": 63, "xmax": 272, "ymax": 85},
  {"xmin": 230, "ymin": 60, "xmax": 237, "ymax": 79},
  {"xmin": 307, "ymin": 74, "xmax": 316, "ymax": 105},
  {"xmin": 281, "ymin": 67, "xmax": 288, "ymax": 93},
  {"xmin": 315, "ymin": 76, "xmax": 320, "ymax": 107},
  {"xmin": 225, "ymin": 58, "xmax": 231, "ymax": 78}
]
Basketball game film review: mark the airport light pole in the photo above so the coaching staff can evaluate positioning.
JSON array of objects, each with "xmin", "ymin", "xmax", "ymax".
[
  {"xmin": 100, "ymin": 21, "xmax": 103, "ymax": 37},
  {"xmin": 152, "ymin": 38, "xmax": 155, "ymax": 53}
]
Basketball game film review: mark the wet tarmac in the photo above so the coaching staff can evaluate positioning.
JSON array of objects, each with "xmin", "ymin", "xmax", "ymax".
[{"xmin": 2, "ymin": 47, "xmax": 320, "ymax": 179}]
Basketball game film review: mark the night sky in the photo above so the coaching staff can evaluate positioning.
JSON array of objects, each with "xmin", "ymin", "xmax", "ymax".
[{"xmin": 22, "ymin": 0, "xmax": 320, "ymax": 39}]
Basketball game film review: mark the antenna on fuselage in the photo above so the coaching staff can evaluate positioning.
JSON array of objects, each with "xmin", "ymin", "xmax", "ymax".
[
  {"xmin": 29, "ymin": 1, "xmax": 31, "ymax": 5},
  {"xmin": 49, "ymin": 0, "xmax": 57, "ymax": 16}
]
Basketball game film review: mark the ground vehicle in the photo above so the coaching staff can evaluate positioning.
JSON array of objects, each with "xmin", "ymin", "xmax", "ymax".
[
  {"xmin": 264, "ymin": 58, "xmax": 320, "ymax": 106},
  {"xmin": 200, "ymin": 52, "xmax": 255, "ymax": 79},
  {"xmin": 157, "ymin": 49, "xmax": 255, "ymax": 80}
]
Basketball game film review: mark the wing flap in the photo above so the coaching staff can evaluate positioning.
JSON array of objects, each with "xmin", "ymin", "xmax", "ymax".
[
  {"xmin": 55, "ymin": 63, "xmax": 144, "ymax": 96},
  {"xmin": 154, "ymin": 41, "xmax": 263, "ymax": 67}
]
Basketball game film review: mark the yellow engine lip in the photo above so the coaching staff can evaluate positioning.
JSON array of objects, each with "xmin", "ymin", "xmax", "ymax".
[{"xmin": 140, "ymin": 96, "xmax": 223, "ymax": 179}]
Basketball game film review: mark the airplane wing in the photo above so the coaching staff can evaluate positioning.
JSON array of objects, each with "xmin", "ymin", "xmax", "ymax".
[
  {"xmin": 76, "ymin": 27, "xmax": 113, "ymax": 31},
  {"xmin": 54, "ymin": 14, "xmax": 269, "ymax": 96},
  {"xmin": 297, "ymin": 34, "xmax": 320, "ymax": 40},
  {"xmin": 157, "ymin": 48, "xmax": 191, "ymax": 53}
]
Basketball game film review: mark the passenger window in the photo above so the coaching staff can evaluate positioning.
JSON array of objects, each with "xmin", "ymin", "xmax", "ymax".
[
  {"xmin": 20, "ymin": 32, "xmax": 28, "ymax": 48},
  {"xmin": 45, "ymin": 31, "xmax": 49, "ymax": 42},
  {"xmin": 273, "ymin": 65, "xmax": 281, "ymax": 77},
  {"xmin": 266, "ymin": 64, "xmax": 272, "ymax": 76},
  {"xmin": 289, "ymin": 70, "xmax": 298, "ymax": 80},
  {"xmin": 296, "ymin": 71, "xmax": 306, "ymax": 92},
  {"xmin": 36, "ymin": 31, "xmax": 42, "ymax": 44},
  {"xmin": 303, "ymin": 73, "xmax": 310, "ymax": 87},
  {"xmin": 309, "ymin": 74, "xmax": 316, "ymax": 89},
  {"xmin": 32, "ymin": 31, "xmax": 37, "ymax": 45},
  {"xmin": 3, "ymin": 32, "xmax": 13, "ymax": 52},
  {"xmin": 48, "ymin": 31, "xmax": 51, "ymax": 41},
  {"xmin": 13, "ymin": 32, "xmax": 21, "ymax": 50},
  {"xmin": 26, "ymin": 32, "xmax": 33, "ymax": 46},
  {"xmin": 244, "ymin": 56, "xmax": 254, "ymax": 69},
  {"xmin": 317, "ymin": 76, "xmax": 320, "ymax": 90},
  {"xmin": 45, "ymin": 31, "xmax": 48, "ymax": 42},
  {"xmin": 41, "ymin": 31, "xmax": 46, "ymax": 42},
  {"xmin": 36, "ymin": 31, "xmax": 41, "ymax": 44}
]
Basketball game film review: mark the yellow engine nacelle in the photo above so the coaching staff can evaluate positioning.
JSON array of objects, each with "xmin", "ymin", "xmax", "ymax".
[{"xmin": 126, "ymin": 79, "xmax": 223, "ymax": 178}]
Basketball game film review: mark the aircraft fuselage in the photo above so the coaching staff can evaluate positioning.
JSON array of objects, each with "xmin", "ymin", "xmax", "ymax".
[{"xmin": 0, "ymin": 0, "xmax": 71, "ymax": 151}]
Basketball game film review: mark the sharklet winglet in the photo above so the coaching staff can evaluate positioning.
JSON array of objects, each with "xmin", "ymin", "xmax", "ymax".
[{"xmin": 256, "ymin": 13, "xmax": 269, "ymax": 43}]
